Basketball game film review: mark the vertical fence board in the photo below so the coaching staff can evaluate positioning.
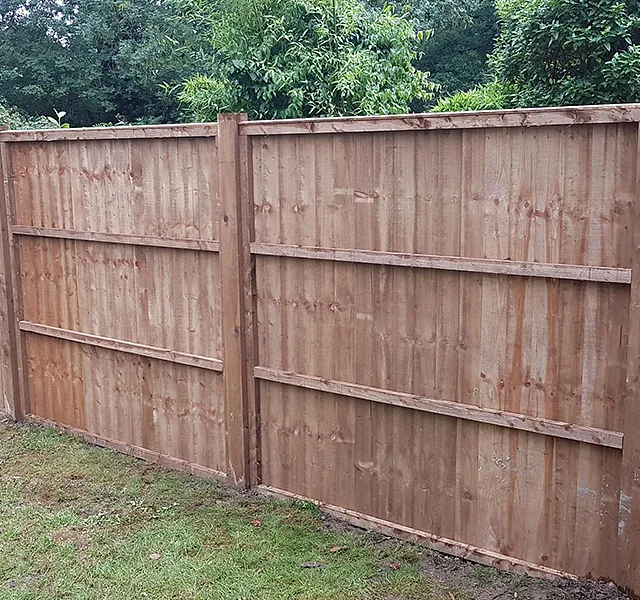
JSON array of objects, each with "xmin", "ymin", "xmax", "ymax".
[
  {"xmin": 239, "ymin": 130, "xmax": 260, "ymax": 486},
  {"xmin": 0, "ymin": 130, "xmax": 13, "ymax": 416},
  {"xmin": 619, "ymin": 122, "xmax": 640, "ymax": 592},
  {"xmin": 0, "ymin": 137, "xmax": 28, "ymax": 418}
]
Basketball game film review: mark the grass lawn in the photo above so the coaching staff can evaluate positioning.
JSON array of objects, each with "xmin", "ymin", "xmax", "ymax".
[
  {"xmin": 0, "ymin": 420, "xmax": 466, "ymax": 600},
  {"xmin": 0, "ymin": 419, "xmax": 629, "ymax": 600}
]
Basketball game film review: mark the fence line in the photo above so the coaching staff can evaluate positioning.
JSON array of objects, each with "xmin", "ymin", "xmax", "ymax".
[{"xmin": 1, "ymin": 105, "xmax": 640, "ymax": 594}]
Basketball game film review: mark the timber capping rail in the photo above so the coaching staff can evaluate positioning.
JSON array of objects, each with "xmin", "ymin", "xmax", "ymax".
[
  {"xmin": 239, "ymin": 103, "xmax": 640, "ymax": 135},
  {"xmin": 2, "ymin": 103, "xmax": 640, "ymax": 142},
  {"xmin": 0, "ymin": 122, "xmax": 218, "ymax": 141}
]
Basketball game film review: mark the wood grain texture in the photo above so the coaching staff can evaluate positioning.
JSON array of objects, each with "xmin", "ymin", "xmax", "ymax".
[
  {"xmin": 218, "ymin": 113, "xmax": 252, "ymax": 487},
  {"xmin": 618, "ymin": 122, "xmax": 640, "ymax": 591},
  {"xmin": 252, "ymin": 126, "xmax": 636, "ymax": 266},
  {"xmin": 255, "ymin": 367, "xmax": 623, "ymax": 448},
  {"xmin": 25, "ymin": 336, "xmax": 226, "ymax": 471},
  {"xmin": 240, "ymin": 132, "xmax": 261, "ymax": 486},
  {"xmin": 241, "ymin": 104, "xmax": 640, "ymax": 135},
  {"xmin": 13, "ymin": 226, "xmax": 220, "ymax": 252},
  {"xmin": 0, "ymin": 139, "xmax": 29, "ymax": 418},
  {"xmin": 20, "ymin": 321, "xmax": 223, "ymax": 372},
  {"xmin": 253, "ymin": 121, "xmax": 632, "ymax": 583},
  {"xmin": 256, "ymin": 258, "xmax": 627, "ymax": 431},
  {"xmin": 20, "ymin": 238, "xmax": 222, "ymax": 359},
  {"xmin": 251, "ymin": 243, "xmax": 631, "ymax": 284},
  {"xmin": 1, "ymin": 123, "xmax": 218, "ymax": 142},
  {"xmin": 0, "ymin": 137, "xmax": 16, "ymax": 416},
  {"xmin": 9, "ymin": 137, "xmax": 219, "ymax": 240}
]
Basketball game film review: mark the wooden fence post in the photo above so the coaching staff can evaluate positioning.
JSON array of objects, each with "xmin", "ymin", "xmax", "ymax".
[
  {"xmin": 218, "ymin": 113, "xmax": 259, "ymax": 488},
  {"xmin": 619, "ymin": 123, "xmax": 640, "ymax": 594},
  {"xmin": 0, "ymin": 131, "xmax": 28, "ymax": 419}
]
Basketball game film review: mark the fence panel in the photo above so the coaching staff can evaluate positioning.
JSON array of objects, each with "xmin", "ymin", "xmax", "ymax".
[
  {"xmin": 248, "ymin": 120, "xmax": 635, "ymax": 582},
  {"xmin": 3, "ymin": 128, "xmax": 229, "ymax": 480}
]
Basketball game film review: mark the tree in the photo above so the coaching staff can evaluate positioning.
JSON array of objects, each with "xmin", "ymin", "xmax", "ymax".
[
  {"xmin": 490, "ymin": 0, "xmax": 640, "ymax": 107},
  {"xmin": 0, "ymin": 0, "xmax": 199, "ymax": 126},
  {"xmin": 418, "ymin": 0, "xmax": 498, "ymax": 100},
  {"xmin": 178, "ymin": 0, "xmax": 436, "ymax": 120},
  {"xmin": 366, "ymin": 0, "xmax": 480, "ymax": 31}
]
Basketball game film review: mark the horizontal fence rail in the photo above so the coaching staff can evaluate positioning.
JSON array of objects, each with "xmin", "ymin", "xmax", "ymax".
[
  {"xmin": 240, "ymin": 104, "xmax": 640, "ymax": 135},
  {"xmin": 20, "ymin": 322, "xmax": 224, "ymax": 372},
  {"xmin": 13, "ymin": 226, "xmax": 221, "ymax": 252},
  {"xmin": 251, "ymin": 243, "xmax": 632, "ymax": 284},
  {"xmin": 1, "ymin": 105, "xmax": 640, "ymax": 595},
  {"xmin": 254, "ymin": 367, "xmax": 624, "ymax": 449}
]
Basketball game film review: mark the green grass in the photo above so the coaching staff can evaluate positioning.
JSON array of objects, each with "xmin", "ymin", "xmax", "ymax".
[{"xmin": 0, "ymin": 420, "xmax": 466, "ymax": 600}]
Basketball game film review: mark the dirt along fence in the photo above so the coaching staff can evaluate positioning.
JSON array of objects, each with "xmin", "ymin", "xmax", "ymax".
[{"xmin": 1, "ymin": 105, "xmax": 640, "ymax": 593}]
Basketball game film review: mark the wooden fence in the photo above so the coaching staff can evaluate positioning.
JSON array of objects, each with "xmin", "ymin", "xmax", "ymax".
[{"xmin": 1, "ymin": 105, "xmax": 640, "ymax": 593}]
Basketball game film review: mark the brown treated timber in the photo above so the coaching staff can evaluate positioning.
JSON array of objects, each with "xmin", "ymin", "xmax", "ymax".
[
  {"xmin": 0, "ymin": 122, "xmax": 218, "ymax": 142},
  {"xmin": 0, "ymin": 138, "xmax": 29, "ymax": 418},
  {"xmin": 239, "ymin": 126, "xmax": 261, "ymax": 487},
  {"xmin": 258, "ymin": 485, "xmax": 579, "ymax": 582},
  {"xmin": 20, "ymin": 321, "xmax": 224, "ymax": 372},
  {"xmin": 12, "ymin": 226, "xmax": 220, "ymax": 252},
  {"xmin": 250, "ymin": 243, "xmax": 631, "ymax": 284},
  {"xmin": 240, "ymin": 104, "xmax": 640, "ymax": 135},
  {"xmin": 618, "ymin": 122, "xmax": 640, "ymax": 591},
  {"xmin": 0, "ymin": 133, "xmax": 16, "ymax": 416},
  {"xmin": 25, "ymin": 415, "xmax": 228, "ymax": 481},
  {"xmin": 254, "ymin": 367, "xmax": 624, "ymax": 449},
  {"xmin": 218, "ymin": 113, "xmax": 252, "ymax": 487}
]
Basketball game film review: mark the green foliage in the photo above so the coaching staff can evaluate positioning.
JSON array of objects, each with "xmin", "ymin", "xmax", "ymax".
[
  {"xmin": 46, "ymin": 108, "xmax": 70, "ymax": 129},
  {"xmin": 490, "ymin": 0, "xmax": 640, "ymax": 107},
  {"xmin": 178, "ymin": 0, "xmax": 436, "ymax": 120},
  {"xmin": 431, "ymin": 79, "xmax": 514, "ymax": 112},
  {"xmin": 0, "ymin": 0, "xmax": 199, "ymax": 126},
  {"xmin": 0, "ymin": 100, "xmax": 53, "ymax": 129},
  {"xmin": 418, "ymin": 0, "xmax": 498, "ymax": 100},
  {"xmin": 366, "ymin": 0, "xmax": 481, "ymax": 31}
]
